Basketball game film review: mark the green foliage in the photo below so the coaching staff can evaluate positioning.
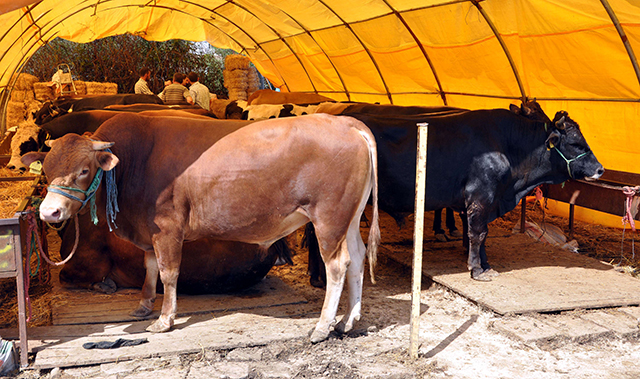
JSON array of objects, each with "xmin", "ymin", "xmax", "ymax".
[{"xmin": 23, "ymin": 34, "xmax": 240, "ymax": 98}]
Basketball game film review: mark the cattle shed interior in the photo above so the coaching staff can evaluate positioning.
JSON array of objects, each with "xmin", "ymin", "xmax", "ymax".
[{"xmin": 0, "ymin": 0, "xmax": 639, "ymax": 227}]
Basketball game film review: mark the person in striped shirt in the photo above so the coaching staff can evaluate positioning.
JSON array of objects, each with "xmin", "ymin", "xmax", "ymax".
[{"xmin": 159, "ymin": 73, "xmax": 193, "ymax": 105}]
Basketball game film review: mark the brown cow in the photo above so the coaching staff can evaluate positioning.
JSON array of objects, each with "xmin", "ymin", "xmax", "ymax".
[
  {"xmin": 247, "ymin": 89, "xmax": 335, "ymax": 105},
  {"xmin": 24, "ymin": 113, "xmax": 379, "ymax": 343},
  {"xmin": 58, "ymin": 212, "xmax": 290, "ymax": 295}
]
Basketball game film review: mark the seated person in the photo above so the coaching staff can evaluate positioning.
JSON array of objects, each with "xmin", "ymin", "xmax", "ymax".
[{"xmin": 158, "ymin": 73, "xmax": 193, "ymax": 105}]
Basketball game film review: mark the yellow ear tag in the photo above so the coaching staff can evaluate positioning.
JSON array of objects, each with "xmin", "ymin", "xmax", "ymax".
[
  {"xmin": 548, "ymin": 142, "xmax": 555, "ymax": 150},
  {"xmin": 29, "ymin": 161, "xmax": 42, "ymax": 175}
]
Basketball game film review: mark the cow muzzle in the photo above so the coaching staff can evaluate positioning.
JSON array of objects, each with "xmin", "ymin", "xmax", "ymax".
[
  {"xmin": 584, "ymin": 165, "xmax": 605, "ymax": 181},
  {"xmin": 39, "ymin": 194, "xmax": 76, "ymax": 223}
]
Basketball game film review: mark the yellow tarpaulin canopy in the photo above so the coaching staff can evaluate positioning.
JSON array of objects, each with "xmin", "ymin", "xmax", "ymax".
[{"xmin": 0, "ymin": 0, "xmax": 638, "ymax": 225}]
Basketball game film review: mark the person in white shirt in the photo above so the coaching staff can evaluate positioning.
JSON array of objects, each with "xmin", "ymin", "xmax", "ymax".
[
  {"xmin": 187, "ymin": 72, "xmax": 211, "ymax": 111},
  {"xmin": 134, "ymin": 68, "xmax": 154, "ymax": 95}
]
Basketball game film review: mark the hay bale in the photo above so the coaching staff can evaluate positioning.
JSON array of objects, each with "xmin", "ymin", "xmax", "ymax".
[
  {"xmin": 24, "ymin": 90, "xmax": 35, "ymax": 101},
  {"xmin": 247, "ymin": 67, "xmax": 260, "ymax": 93},
  {"xmin": 225, "ymin": 54, "xmax": 250, "ymax": 71},
  {"xmin": 224, "ymin": 69, "xmax": 249, "ymax": 90},
  {"xmin": 103, "ymin": 83, "xmax": 118, "ymax": 94},
  {"xmin": 85, "ymin": 82, "xmax": 104, "ymax": 95},
  {"xmin": 10, "ymin": 90, "xmax": 26, "ymax": 103},
  {"xmin": 6, "ymin": 101, "xmax": 25, "ymax": 128},
  {"xmin": 228, "ymin": 89, "xmax": 248, "ymax": 101},
  {"xmin": 74, "ymin": 81, "xmax": 87, "ymax": 95},
  {"xmin": 15, "ymin": 73, "xmax": 39, "ymax": 91},
  {"xmin": 34, "ymin": 82, "xmax": 55, "ymax": 101}
]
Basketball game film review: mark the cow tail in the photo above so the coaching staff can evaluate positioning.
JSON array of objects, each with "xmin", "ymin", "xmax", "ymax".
[{"xmin": 359, "ymin": 127, "xmax": 380, "ymax": 285}]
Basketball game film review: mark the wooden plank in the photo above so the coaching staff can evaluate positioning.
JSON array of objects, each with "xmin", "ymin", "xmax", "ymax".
[
  {"xmin": 600, "ymin": 169, "xmax": 640, "ymax": 186},
  {"xmin": 544, "ymin": 180, "xmax": 640, "ymax": 220},
  {"xmin": 52, "ymin": 276, "xmax": 307, "ymax": 325},
  {"xmin": 0, "ymin": 176, "xmax": 37, "ymax": 182}
]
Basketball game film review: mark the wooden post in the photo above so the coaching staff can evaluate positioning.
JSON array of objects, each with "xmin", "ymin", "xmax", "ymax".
[{"xmin": 410, "ymin": 123, "xmax": 428, "ymax": 359}]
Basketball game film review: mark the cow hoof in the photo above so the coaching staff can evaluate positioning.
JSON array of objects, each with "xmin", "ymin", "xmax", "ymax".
[
  {"xmin": 309, "ymin": 328, "xmax": 330, "ymax": 343},
  {"xmin": 435, "ymin": 233, "xmax": 448, "ymax": 242},
  {"xmin": 130, "ymin": 304, "xmax": 153, "ymax": 318},
  {"xmin": 334, "ymin": 320, "xmax": 352, "ymax": 335},
  {"xmin": 90, "ymin": 278, "xmax": 117, "ymax": 294},
  {"xmin": 471, "ymin": 268, "xmax": 493, "ymax": 282},
  {"xmin": 146, "ymin": 318, "xmax": 172, "ymax": 333},
  {"xmin": 483, "ymin": 268, "xmax": 500, "ymax": 278}
]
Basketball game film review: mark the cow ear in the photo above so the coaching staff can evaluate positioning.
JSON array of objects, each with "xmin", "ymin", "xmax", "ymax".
[
  {"xmin": 545, "ymin": 131, "xmax": 561, "ymax": 150},
  {"xmin": 91, "ymin": 141, "xmax": 114, "ymax": 151},
  {"xmin": 21, "ymin": 152, "xmax": 47, "ymax": 167},
  {"xmin": 96, "ymin": 151, "xmax": 119, "ymax": 171},
  {"xmin": 509, "ymin": 104, "xmax": 521, "ymax": 115},
  {"xmin": 45, "ymin": 139, "xmax": 56, "ymax": 148}
]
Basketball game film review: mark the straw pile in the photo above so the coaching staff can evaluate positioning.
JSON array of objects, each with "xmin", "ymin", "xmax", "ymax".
[
  {"xmin": 224, "ymin": 54, "xmax": 253, "ymax": 101},
  {"xmin": 0, "ymin": 179, "xmax": 32, "ymax": 218},
  {"xmin": 247, "ymin": 66, "xmax": 260, "ymax": 98}
]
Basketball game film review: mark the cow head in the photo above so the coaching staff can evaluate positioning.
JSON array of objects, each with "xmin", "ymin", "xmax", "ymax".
[
  {"xmin": 21, "ymin": 134, "xmax": 119, "ymax": 223},
  {"xmin": 7, "ymin": 121, "xmax": 46, "ymax": 172},
  {"xmin": 545, "ymin": 111, "xmax": 604, "ymax": 181}
]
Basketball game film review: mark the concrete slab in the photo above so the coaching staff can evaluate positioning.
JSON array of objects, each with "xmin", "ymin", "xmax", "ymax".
[
  {"xmin": 32, "ymin": 312, "xmax": 318, "ymax": 369},
  {"xmin": 539, "ymin": 314, "xmax": 610, "ymax": 341},
  {"xmin": 578, "ymin": 310, "xmax": 639, "ymax": 336},
  {"xmin": 619, "ymin": 306, "xmax": 640, "ymax": 321},
  {"xmin": 492, "ymin": 316, "xmax": 560, "ymax": 343},
  {"xmin": 382, "ymin": 229, "xmax": 640, "ymax": 315}
]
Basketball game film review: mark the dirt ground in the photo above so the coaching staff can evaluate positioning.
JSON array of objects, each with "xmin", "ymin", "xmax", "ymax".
[{"xmin": 2, "ymin": 201, "xmax": 640, "ymax": 378}]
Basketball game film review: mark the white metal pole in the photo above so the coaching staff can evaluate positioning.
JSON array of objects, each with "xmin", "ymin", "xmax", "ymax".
[{"xmin": 410, "ymin": 123, "xmax": 428, "ymax": 358}]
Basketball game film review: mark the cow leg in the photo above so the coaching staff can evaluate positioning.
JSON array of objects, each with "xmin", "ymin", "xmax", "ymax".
[
  {"xmin": 130, "ymin": 250, "xmax": 158, "ymax": 317},
  {"xmin": 305, "ymin": 223, "xmax": 326, "ymax": 288},
  {"xmin": 310, "ymin": 232, "xmax": 350, "ymax": 343},
  {"xmin": 334, "ymin": 218, "xmax": 366, "ymax": 335},
  {"xmin": 466, "ymin": 201, "xmax": 496, "ymax": 281},
  {"xmin": 146, "ymin": 234, "xmax": 183, "ymax": 333}
]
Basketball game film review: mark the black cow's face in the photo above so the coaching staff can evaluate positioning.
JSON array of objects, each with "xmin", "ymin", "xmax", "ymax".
[{"xmin": 548, "ymin": 111, "xmax": 604, "ymax": 181}]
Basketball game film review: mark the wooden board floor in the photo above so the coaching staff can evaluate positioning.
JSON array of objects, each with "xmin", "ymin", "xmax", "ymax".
[{"xmin": 51, "ymin": 275, "xmax": 307, "ymax": 325}]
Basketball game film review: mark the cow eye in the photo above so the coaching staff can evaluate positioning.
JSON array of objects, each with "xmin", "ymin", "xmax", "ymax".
[{"xmin": 80, "ymin": 168, "xmax": 89, "ymax": 176}]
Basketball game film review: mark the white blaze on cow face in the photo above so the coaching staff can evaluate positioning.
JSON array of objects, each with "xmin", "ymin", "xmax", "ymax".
[{"xmin": 38, "ymin": 137, "xmax": 119, "ymax": 223}]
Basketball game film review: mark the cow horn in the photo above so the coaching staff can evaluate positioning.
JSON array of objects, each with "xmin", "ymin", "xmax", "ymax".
[
  {"xmin": 91, "ymin": 141, "xmax": 114, "ymax": 150},
  {"xmin": 555, "ymin": 116, "xmax": 566, "ymax": 129}
]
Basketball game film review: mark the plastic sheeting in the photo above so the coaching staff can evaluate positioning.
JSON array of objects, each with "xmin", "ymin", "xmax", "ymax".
[{"xmin": 0, "ymin": 1, "xmax": 638, "ymax": 179}]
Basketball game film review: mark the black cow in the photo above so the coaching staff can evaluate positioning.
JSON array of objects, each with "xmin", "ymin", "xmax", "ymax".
[
  {"xmin": 308, "ymin": 101, "xmax": 603, "ymax": 283},
  {"xmin": 307, "ymin": 103, "xmax": 468, "ymax": 287},
  {"xmin": 33, "ymin": 94, "xmax": 164, "ymax": 124}
]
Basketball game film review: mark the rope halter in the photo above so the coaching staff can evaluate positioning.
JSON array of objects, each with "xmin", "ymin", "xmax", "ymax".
[
  {"xmin": 47, "ymin": 168, "xmax": 104, "ymax": 225},
  {"xmin": 44, "ymin": 147, "xmax": 120, "ymax": 231},
  {"xmin": 551, "ymin": 147, "xmax": 589, "ymax": 179}
]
